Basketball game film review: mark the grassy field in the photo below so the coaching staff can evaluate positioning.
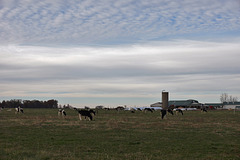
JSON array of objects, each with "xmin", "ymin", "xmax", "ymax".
[{"xmin": 0, "ymin": 108, "xmax": 239, "ymax": 160}]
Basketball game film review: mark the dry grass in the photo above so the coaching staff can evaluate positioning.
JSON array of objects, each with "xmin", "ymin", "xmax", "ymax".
[{"xmin": 0, "ymin": 108, "xmax": 240, "ymax": 160}]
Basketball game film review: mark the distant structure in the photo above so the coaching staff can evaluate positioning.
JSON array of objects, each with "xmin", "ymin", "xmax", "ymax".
[
  {"xmin": 169, "ymin": 99, "xmax": 201, "ymax": 108},
  {"xmin": 162, "ymin": 91, "xmax": 169, "ymax": 109},
  {"xmin": 222, "ymin": 102, "xmax": 240, "ymax": 110},
  {"xmin": 204, "ymin": 103, "xmax": 222, "ymax": 109},
  {"xmin": 151, "ymin": 99, "xmax": 202, "ymax": 109},
  {"xmin": 161, "ymin": 91, "xmax": 169, "ymax": 119},
  {"xmin": 95, "ymin": 105, "xmax": 104, "ymax": 109}
]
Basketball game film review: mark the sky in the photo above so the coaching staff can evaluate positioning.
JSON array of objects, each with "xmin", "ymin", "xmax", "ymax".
[{"xmin": 0, "ymin": 0, "xmax": 240, "ymax": 107}]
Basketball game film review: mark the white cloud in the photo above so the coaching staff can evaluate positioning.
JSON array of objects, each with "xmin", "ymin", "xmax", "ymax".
[
  {"xmin": 0, "ymin": 0, "xmax": 240, "ymax": 106},
  {"xmin": 0, "ymin": 0, "xmax": 239, "ymax": 45},
  {"xmin": 0, "ymin": 39, "xmax": 240, "ymax": 106}
]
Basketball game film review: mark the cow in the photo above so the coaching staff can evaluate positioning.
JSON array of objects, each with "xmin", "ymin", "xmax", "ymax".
[
  {"xmin": 161, "ymin": 108, "xmax": 174, "ymax": 119},
  {"xmin": 167, "ymin": 109, "xmax": 174, "ymax": 115},
  {"xmin": 161, "ymin": 110, "xmax": 167, "ymax": 119},
  {"xmin": 74, "ymin": 108, "xmax": 95, "ymax": 121},
  {"xmin": 15, "ymin": 106, "xmax": 24, "ymax": 114},
  {"xmin": 144, "ymin": 108, "xmax": 154, "ymax": 113},
  {"xmin": 77, "ymin": 110, "xmax": 93, "ymax": 121},
  {"xmin": 201, "ymin": 108, "xmax": 207, "ymax": 112},
  {"xmin": 116, "ymin": 106, "xmax": 125, "ymax": 111},
  {"xmin": 175, "ymin": 108, "xmax": 184, "ymax": 115},
  {"xmin": 58, "ymin": 109, "xmax": 66, "ymax": 116}
]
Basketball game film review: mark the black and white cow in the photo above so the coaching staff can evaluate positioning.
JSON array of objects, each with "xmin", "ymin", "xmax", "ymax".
[
  {"xmin": 167, "ymin": 109, "xmax": 174, "ymax": 115},
  {"xmin": 161, "ymin": 108, "xmax": 174, "ymax": 119},
  {"xmin": 161, "ymin": 106, "xmax": 187, "ymax": 119},
  {"xmin": 58, "ymin": 109, "xmax": 66, "ymax": 116},
  {"xmin": 75, "ymin": 108, "xmax": 95, "ymax": 121},
  {"xmin": 201, "ymin": 108, "xmax": 207, "ymax": 112},
  {"xmin": 15, "ymin": 106, "xmax": 24, "ymax": 114},
  {"xmin": 161, "ymin": 110, "xmax": 167, "ymax": 119},
  {"xmin": 175, "ymin": 108, "xmax": 184, "ymax": 115},
  {"xmin": 78, "ymin": 110, "xmax": 93, "ymax": 121},
  {"xmin": 144, "ymin": 108, "xmax": 154, "ymax": 113}
]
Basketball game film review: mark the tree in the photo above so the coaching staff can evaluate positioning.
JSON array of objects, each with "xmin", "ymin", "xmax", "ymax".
[
  {"xmin": 220, "ymin": 93, "xmax": 238, "ymax": 103},
  {"xmin": 1, "ymin": 99, "xmax": 59, "ymax": 108},
  {"xmin": 46, "ymin": 99, "xmax": 58, "ymax": 108},
  {"xmin": 229, "ymin": 95, "xmax": 238, "ymax": 102},
  {"xmin": 220, "ymin": 93, "xmax": 228, "ymax": 103}
]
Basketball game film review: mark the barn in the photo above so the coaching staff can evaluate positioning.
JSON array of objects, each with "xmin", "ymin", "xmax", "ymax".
[
  {"xmin": 150, "ymin": 102, "xmax": 162, "ymax": 107},
  {"xmin": 150, "ymin": 99, "xmax": 202, "ymax": 108},
  {"xmin": 223, "ymin": 102, "xmax": 240, "ymax": 110},
  {"xmin": 204, "ymin": 103, "xmax": 223, "ymax": 109}
]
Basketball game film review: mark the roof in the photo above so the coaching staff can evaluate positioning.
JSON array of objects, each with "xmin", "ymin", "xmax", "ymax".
[
  {"xmin": 204, "ymin": 103, "xmax": 223, "ymax": 106},
  {"xmin": 169, "ymin": 99, "xmax": 201, "ymax": 107},
  {"xmin": 223, "ymin": 102, "xmax": 240, "ymax": 105},
  {"xmin": 150, "ymin": 102, "xmax": 162, "ymax": 107},
  {"xmin": 151, "ymin": 99, "xmax": 202, "ymax": 107}
]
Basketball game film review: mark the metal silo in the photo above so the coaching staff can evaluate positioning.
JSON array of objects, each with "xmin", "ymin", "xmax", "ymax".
[{"xmin": 162, "ymin": 91, "xmax": 169, "ymax": 109}]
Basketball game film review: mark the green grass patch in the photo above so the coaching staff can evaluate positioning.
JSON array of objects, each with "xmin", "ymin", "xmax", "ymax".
[{"xmin": 0, "ymin": 109, "xmax": 239, "ymax": 160}]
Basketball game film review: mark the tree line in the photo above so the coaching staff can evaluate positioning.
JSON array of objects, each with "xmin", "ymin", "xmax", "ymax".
[
  {"xmin": 0, "ymin": 99, "xmax": 58, "ymax": 108},
  {"xmin": 220, "ymin": 93, "xmax": 238, "ymax": 103}
]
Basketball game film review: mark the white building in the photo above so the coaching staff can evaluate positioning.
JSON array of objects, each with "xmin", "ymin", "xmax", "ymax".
[{"xmin": 223, "ymin": 102, "xmax": 240, "ymax": 110}]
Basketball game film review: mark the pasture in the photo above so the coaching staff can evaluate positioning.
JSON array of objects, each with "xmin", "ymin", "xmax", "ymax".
[{"xmin": 0, "ymin": 108, "xmax": 239, "ymax": 160}]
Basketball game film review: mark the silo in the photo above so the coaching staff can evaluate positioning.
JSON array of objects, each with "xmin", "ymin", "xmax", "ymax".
[{"xmin": 162, "ymin": 91, "xmax": 169, "ymax": 109}]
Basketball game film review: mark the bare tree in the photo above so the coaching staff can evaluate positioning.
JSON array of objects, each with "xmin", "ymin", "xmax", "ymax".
[
  {"xmin": 220, "ymin": 93, "xmax": 238, "ymax": 103},
  {"xmin": 230, "ymin": 95, "xmax": 238, "ymax": 102},
  {"xmin": 220, "ymin": 93, "xmax": 228, "ymax": 103}
]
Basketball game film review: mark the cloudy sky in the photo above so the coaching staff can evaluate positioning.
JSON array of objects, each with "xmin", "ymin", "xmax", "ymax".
[{"xmin": 0, "ymin": 0, "xmax": 240, "ymax": 107}]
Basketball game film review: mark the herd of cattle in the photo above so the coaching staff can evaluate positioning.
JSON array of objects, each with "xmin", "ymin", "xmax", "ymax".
[{"xmin": 1, "ymin": 105, "xmax": 208, "ymax": 121}]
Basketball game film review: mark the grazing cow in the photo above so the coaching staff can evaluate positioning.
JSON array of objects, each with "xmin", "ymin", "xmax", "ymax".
[
  {"xmin": 144, "ymin": 108, "xmax": 154, "ymax": 113},
  {"xmin": 175, "ymin": 109, "xmax": 184, "ymax": 115},
  {"xmin": 161, "ymin": 109, "xmax": 173, "ymax": 119},
  {"xmin": 167, "ymin": 109, "xmax": 174, "ymax": 115},
  {"xmin": 116, "ymin": 106, "xmax": 125, "ymax": 111},
  {"xmin": 89, "ymin": 109, "xmax": 96, "ymax": 116},
  {"xmin": 15, "ymin": 106, "xmax": 24, "ymax": 114},
  {"xmin": 161, "ymin": 108, "xmax": 175, "ymax": 119},
  {"xmin": 130, "ymin": 109, "xmax": 135, "ymax": 113},
  {"xmin": 161, "ymin": 110, "xmax": 167, "ymax": 119},
  {"xmin": 77, "ymin": 110, "xmax": 94, "ymax": 121},
  {"xmin": 58, "ymin": 109, "xmax": 66, "ymax": 116},
  {"xmin": 201, "ymin": 108, "xmax": 207, "ymax": 112}
]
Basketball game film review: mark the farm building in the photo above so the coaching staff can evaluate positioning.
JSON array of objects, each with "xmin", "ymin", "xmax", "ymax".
[
  {"xmin": 222, "ymin": 102, "xmax": 240, "ymax": 110},
  {"xmin": 204, "ymin": 103, "xmax": 223, "ymax": 109},
  {"xmin": 150, "ymin": 99, "xmax": 202, "ymax": 108},
  {"xmin": 150, "ymin": 102, "xmax": 162, "ymax": 107}
]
